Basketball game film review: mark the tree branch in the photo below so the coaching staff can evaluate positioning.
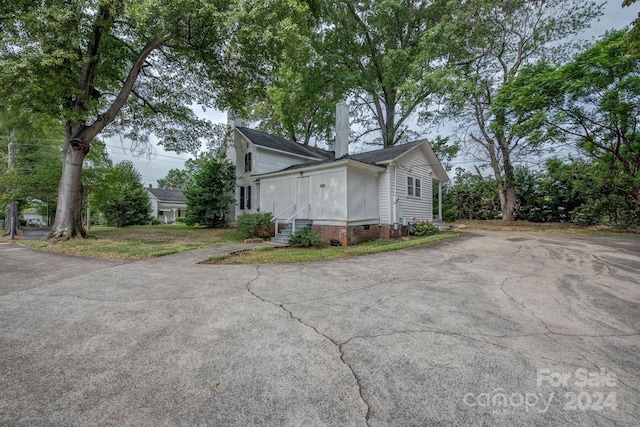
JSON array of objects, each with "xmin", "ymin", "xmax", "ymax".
[{"xmin": 84, "ymin": 37, "xmax": 167, "ymax": 142}]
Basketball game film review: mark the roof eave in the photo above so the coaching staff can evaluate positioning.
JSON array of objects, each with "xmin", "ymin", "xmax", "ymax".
[{"xmin": 256, "ymin": 159, "xmax": 384, "ymax": 179}]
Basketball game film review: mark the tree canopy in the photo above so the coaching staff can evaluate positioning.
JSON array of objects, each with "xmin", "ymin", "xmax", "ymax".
[
  {"xmin": 252, "ymin": 0, "xmax": 461, "ymax": 149},
  {"xmin": 500, "ymin": 30, "xmax": 640, "ymax": 206},
  {"xmin": 444, "ymin": 0, "xmax": 602, "ymax": 221},
  {"xmin": 0, "ymin": 0, "xmax": 312, "ymax": 240}
]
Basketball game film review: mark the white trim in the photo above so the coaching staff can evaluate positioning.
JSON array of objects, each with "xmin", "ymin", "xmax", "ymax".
[{"xmin": 256, "ymin": 159, "xmax": 384, "ymax": 179}]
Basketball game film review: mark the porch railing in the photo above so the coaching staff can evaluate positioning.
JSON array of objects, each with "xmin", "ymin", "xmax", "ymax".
[
  {"xmin": 284, "ymin": 204, "xmax": 310, "ymax": 234},
  {"xmin": 272, "ymin": 203, "xmax": 310, "ymax": 236}
]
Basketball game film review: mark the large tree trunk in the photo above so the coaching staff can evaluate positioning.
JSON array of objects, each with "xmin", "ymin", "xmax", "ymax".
[
  {"xmin": 499, "ymin": 184, "xmax": 517, "ymax": 221},
  {"xmin": 47, "ymin": 136, "xmax": 89, "ymax": 241},
  {"xmin": 499, "ymin": 140, "xmax": 517, "ymax": 221},
  {"xmin": 487, "ymin": 137, "xmax": 518, "ymax": 221}
]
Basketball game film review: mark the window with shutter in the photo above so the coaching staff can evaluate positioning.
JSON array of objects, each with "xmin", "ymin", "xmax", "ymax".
[{"xmin": 244, "ymin": 152, "xmax": 252, "ymax": 172}]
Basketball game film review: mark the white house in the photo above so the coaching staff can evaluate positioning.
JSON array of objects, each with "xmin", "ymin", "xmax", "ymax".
[
  {"xmin": 146, "ymin": 185, "xmax": 187, "ymax": 224},
  {"xmin": 226, "ymin": 104, "xmax": 449, "ymax": 245}
]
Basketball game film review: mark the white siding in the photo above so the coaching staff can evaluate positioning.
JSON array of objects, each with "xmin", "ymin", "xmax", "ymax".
[
  {"xmin": 260, "ymin": 166, "xmax": 348, "ymax": 222},
  {"xmin": 381, "ymin": 147, "xmax": 435, "ymax": 225},
  {"xmin": 347, "ymin": 169, "xmax": 379, "ymax": 222},
  {"xmin": 308, "ymin": 168, "xmax": 347, "ymax": 220},
  {"xmin": 395, "ymin": 148, "xmax": 433, "ymax": 223},
  {"xmin": 260, "ymin": 176, "xmax": 298, "ymax": 218},
  {"xmin": 256, "ymin": 148, "xmax": 319, "ymax": 175}
]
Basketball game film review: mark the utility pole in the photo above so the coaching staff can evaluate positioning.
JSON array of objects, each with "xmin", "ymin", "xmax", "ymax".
[{"xmin": 7, "ymin": 130, "xmax": 16, "ymax": 239}]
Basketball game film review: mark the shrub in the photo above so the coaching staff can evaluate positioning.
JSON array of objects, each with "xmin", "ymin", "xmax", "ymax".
[
  {"xmin": 150, "ymin": 217, "xmax": 162, "ymax": 225},
  {"xmin": 413, "ymin": 220, "xmax": 439, "ymax": 236},
  {"xmin": 235, "ymin": 212, "xmax": 274, "ymax": 239},
  {"xmin": 175, "ymin": 217, "xmax": 186, "ymax": 223},
  {"xmin": 184, "ymin": 156, "xmax": 235, "ymax": 228},
  {"xmin": 289, "ymin": 226, "xmax": 323, "ymax": 247},
  {"xmin": 90, "ymin": 161, "xmax": 150, "ymax": 227}
]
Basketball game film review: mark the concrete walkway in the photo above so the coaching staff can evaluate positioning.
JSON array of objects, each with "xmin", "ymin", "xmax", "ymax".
[{"xmin": 0, "ymin": 231, "xmax": 638, "ymax": 426}]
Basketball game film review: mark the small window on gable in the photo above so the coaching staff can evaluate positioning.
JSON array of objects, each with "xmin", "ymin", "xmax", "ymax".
[
  {"xmin": 245, "ymin": 152, "xmax": 252, "ymax": 172},
  {"xmin": 407, "ymin": 176, "xmax": 421, "ymax": 198}
]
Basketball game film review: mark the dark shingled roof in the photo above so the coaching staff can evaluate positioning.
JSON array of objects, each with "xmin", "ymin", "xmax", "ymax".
[
  {"xmin": 260, "ymin": 140, "xmax": 425, "ymax": 175},
  {"xmin": 147, "ymin": 188, "xmax": 186, "ymax": 204},
  {"xmin": 237, "ymin": 127, "xmax": 333, "ymax": 160},
  {"xmin": 346, "ymin": 139, "xmax": 424, "ymax": 164}
]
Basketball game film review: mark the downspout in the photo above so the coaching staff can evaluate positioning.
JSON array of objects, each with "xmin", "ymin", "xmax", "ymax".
[
  {"xmin": 392, "ymin": 163, "xmax": 398, "ymax": 230},
  {"xmin": 438, "ymin": 181, "xmax": 443, "ymax": 221}
]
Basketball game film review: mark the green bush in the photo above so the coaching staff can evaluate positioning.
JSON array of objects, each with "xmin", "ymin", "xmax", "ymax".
[
  {"xmin": 413, "ymin": 220, "xmax": 439, "ymax": 236},
  {"xmin": 289, "ymin": 226, "xmax": 323, "ymax": 247},
  {"xmin": 235, "ymin": 212, "xmax": 274, "ymax": 239},
  {"xmin": 150, "ymin": 217, "xmax": 162, "ymax": 225},
  {"xmin": 175, "ymin": 217, "xmax": 186, "ymax": 223}
]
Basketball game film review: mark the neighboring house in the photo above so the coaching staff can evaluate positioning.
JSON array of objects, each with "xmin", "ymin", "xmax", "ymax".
[
  {"xmin": 146, "ymin": 184, "xmax": 187, "ymax": 224},
  {"xmin": 226, "ymin": 103, "xmax": 449, "ymax": 246},
  {"xmin": 23, "ymin": 209, "xmax": 47, "ymax": 226}
]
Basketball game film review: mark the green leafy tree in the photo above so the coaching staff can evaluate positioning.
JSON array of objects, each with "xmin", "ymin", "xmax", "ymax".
[
  {"xmin": 253, "ymin": 0, "xmax": 461, "ymax": 149},
  {"xmin": 0, "ymin": 113, "xmax": 64, "ymax": 232},
  {"xmin": 251, "ymin": 59, "xmax": 346, "ymax": 146},
  {"xmin": 501, "ymin": 30, "xmax": 640, "ymax": 208},
  {"xmin": 184, "ymin": 155, "xmax": 235, "ymax": 228},
  {"xmin": 90, "ymin": 160, "xmax": 150, "ymax": 227},
  {"xmin": 447, "ymin": 0, "xmax": 602, "ymax": 221},
  {"xmin": 623, "ymin": 0, "xmax": 640, "ymax": 53},
  {"xmin": 157, "ymin": 169, "xmax": 191, "ymax": 191},
  {"xmin": 157, "ymin": 149, "xmax": 231, "ymax": 191},
  {"xmin": 0, "ymin": 0, "xmax": 311, "ymax": 241}
]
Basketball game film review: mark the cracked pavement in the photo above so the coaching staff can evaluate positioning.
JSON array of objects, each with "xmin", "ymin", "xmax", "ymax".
[{"xmin": 1, "ymin": 230, "xmax": 639, "ymax": 426}]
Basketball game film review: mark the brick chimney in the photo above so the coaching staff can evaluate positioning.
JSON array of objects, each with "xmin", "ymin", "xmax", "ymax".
[
  {"xmin": 170, "ymin": 183, "xmax": 176, "ymax": 191},
  {"xmin": 335, "ymin": 101, "xmax": 349, "ymax": 159}
]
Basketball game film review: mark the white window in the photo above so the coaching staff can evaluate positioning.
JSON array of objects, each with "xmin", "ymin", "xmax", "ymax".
[{"xmin": 407, "ymin": 176, "xmax": 421, "ymax": 198}]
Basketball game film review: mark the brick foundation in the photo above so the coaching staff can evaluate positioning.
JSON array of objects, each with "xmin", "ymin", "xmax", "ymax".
[{"xmin": 311, "ymin": 224, "xmax": 407, "ymax": 246}]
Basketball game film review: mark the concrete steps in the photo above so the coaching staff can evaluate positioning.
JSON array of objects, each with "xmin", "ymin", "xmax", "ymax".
[{"xmin": 272, "ymin": 219, "xmax": 312, "ymax": 245}]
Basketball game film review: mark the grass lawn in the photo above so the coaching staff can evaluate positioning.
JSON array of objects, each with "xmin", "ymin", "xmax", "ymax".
[
  {"xmin": 20, "ymin": 225, "xmax": 245, "ymax": 260},
  {"xmin": 204, "ymin": 232, "xmax": 461, "ymax": 264}
]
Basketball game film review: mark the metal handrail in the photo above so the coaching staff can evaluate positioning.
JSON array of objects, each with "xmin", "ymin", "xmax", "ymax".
[
  {"xmin": 285, "ymin": 204, "xmax": 310, "ymax": 234},
  {"xmin": 272, "ymin": 203, "xmax": 296, "ymax": 223},
  {"xmin": 273, "ymin": 203, "xmax": 296, "ymax": 237}
]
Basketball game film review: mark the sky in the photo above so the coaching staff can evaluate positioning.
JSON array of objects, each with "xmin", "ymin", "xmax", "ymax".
[{"xmin": 108, "ymin": 0, "xmax": 639, "ymax": 187}]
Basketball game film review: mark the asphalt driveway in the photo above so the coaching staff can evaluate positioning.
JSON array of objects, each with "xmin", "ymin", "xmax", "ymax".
[{"xmin": 0, "ymin": 231, "xmax": 638, "ymax": 426}]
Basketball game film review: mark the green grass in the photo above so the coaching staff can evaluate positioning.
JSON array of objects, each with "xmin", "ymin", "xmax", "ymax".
[
  {"xmin": 21, "ymin": 224, "xmax": 245, "ymax": 260},
  {"xmin": 204, "ymin": 231, "xmax": 461, "ymax": 264}
]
